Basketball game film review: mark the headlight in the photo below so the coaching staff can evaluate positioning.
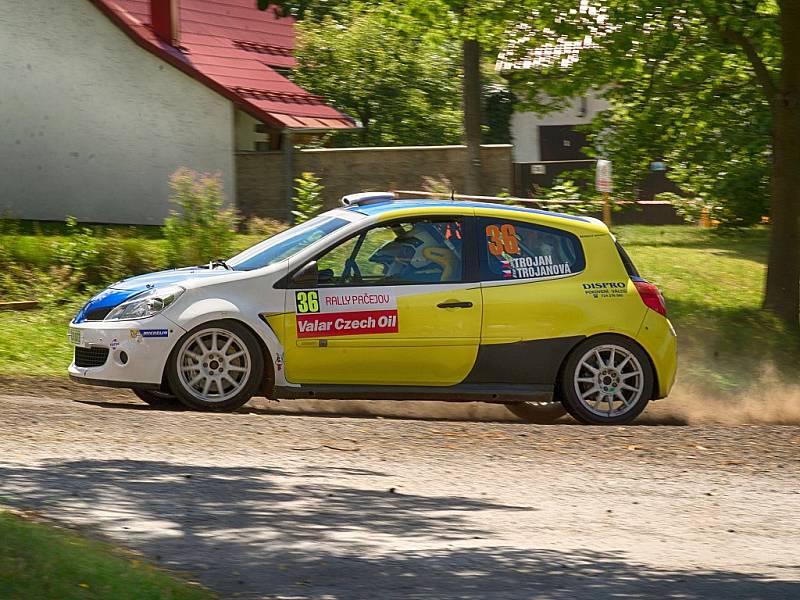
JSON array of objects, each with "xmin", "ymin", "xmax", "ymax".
[{"xmin": 104, "ymin": 285, "xmax": 185, "ymax": 321}]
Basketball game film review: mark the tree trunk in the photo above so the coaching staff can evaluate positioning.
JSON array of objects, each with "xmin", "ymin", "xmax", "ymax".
[
  {"xmin": 462, "ymin": 38, "xmax": 483, "ymax": 195},
  {"xmin": 763, "ymin": 3, "xmax": 800, "ymax": 327}
]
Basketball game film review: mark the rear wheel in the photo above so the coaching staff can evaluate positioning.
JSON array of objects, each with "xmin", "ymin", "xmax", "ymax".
[
  {"xmin": 167, "ymin": 320, "xmax": 264, "ymax": 412},
  {"xmin": 132, "ymin": 388, "xmax": 180, "ymax": 409},
  {"xmin": 560, "ymin": 335, "xmax": 653, "ymax": 425}
]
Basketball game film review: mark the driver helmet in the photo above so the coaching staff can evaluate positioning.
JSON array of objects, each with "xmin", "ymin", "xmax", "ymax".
[{"xmin": 369, "ymin": 225, "xmax": 444, "ymax": 276}]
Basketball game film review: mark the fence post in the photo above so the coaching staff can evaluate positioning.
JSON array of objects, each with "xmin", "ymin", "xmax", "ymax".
[{"xmin": 602, "ymin": 192, "xmax": 612, "ymax": 227}]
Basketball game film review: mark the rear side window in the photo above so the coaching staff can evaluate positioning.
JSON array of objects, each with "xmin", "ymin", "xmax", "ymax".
[
  {"xmin": 615, "ymin": 240, "xmax": 641, "ymax": 278},
  {"xmin": 479, "ymin": 217, "xmax": 585, "ymax": 282}
]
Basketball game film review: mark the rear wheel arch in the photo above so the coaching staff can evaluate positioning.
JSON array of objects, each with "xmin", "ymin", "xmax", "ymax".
[{"xmin": 554, "ymin": 332, "xmax": 658, "ymax": 420}]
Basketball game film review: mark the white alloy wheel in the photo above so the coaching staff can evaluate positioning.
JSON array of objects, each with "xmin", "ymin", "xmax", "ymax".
[
  {"xmin": 573, "ymin": 344, "xmax": 645, "ymax": 419},
  {"xmin": 176, "ymin": 328, "xmax": 252, "ymax": 403}
]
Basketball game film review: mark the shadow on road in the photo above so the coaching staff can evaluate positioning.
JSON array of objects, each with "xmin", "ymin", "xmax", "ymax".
[{"xmin": 0, "ymin": 459, "xmax": 795, "ymax": 599}]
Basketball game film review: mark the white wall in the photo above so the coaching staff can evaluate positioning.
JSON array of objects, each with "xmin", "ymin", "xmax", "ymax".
[
  {"xmin": 511, "ymin": 91, "xmax": 609, "ymax": 163},
  {"xmin": 234, "ymin": 109, "xmax": 270, "ymax": 151},
  {"xmin": 0, "ymin": 0, "xmax": 236, "ymax": 224}
]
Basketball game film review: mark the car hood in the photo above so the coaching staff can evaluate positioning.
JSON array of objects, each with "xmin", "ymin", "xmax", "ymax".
[{"xmin": 72, "ymin": 267, "xmax": 230, "ymax": 324}]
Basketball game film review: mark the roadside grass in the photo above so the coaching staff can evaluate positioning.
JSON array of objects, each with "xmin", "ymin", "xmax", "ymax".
[
  {"xmin": 0, "ymin": 511, "xmax": 213, "ymax": 600},
  {"xmin": 1, "ymin": 223, "xmax": 797, "ymax": 395},
  {"xmin": 614, "ymin": 225, "xmax": 799, "ymax": 393},
  {"xmin": 0, "ymin": 302, "xmax": 79, "ymax": 376}
]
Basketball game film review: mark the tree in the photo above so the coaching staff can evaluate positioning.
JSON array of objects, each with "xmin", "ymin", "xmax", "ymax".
[
  {"xmin": 260, "ymin": 0, "xmax": 531, "ymax": 194},
  {"xmin": 291, "ymin": 5, "xmax": 462, "ymax": 147},
  {"xmin": 507, "ymin": 1, "xmax": 798, "ymax": 326},
  {"xmin": 406, "ymin": 1, "xmax": 531, "ymax": 194}
]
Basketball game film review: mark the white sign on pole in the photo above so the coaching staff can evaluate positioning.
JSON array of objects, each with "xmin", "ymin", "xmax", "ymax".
[
  {"xmin": 531, "ymin": 164, "xmax": 546, "ymax": 175},
  {"xmin": 596, "ymin": 159, "xmax": 613, "ymax": 193}
]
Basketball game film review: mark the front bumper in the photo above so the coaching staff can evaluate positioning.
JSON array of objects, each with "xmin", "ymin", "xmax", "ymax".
[{"xmin": 67, "ymin": 316, "xmax": 186, "ymax": 387}]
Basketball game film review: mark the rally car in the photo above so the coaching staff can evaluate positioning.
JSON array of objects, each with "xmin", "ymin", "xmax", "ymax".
[{"xmin": 68, "ymin": 192, "xmax": 677, "ymax": 425}]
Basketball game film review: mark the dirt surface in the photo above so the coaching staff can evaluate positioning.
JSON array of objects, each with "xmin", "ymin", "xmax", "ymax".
[{"xmin": 1, "ymin": 389, "xmax": 799, "ymax": 599}]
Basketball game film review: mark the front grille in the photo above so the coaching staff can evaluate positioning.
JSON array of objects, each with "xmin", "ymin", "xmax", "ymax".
[
  {"xmin": 75, "ymin": 346, "xmax": 109, "ymax": 368},
  {"xmin": 84, "ymin": 307, "xmax": 113, "ymax": 321}
]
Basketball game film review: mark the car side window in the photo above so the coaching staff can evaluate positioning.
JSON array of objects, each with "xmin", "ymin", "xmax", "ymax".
[
  {"xmin": 315, "ymin": 218, "xmax": 464, "ymax": 286},
  {"xmin": 479, "ymin": 217, "xmax": 585, "ymax": 282}
]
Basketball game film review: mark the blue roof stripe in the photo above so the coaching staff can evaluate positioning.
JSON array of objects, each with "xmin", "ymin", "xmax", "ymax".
[{"xmin": 347, "ymin": 199, "xmax": 592, "ymax": 223}]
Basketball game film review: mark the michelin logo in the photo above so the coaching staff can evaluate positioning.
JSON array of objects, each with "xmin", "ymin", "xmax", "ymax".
[{"xmin": 130, "ymin": 328, "xmax": 169, "ymax": 340}]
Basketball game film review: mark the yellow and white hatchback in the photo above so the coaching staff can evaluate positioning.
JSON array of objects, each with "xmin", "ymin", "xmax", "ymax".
[{"xmin": 69, "ymin": 193, "xmax": 676, "ymax": 425}]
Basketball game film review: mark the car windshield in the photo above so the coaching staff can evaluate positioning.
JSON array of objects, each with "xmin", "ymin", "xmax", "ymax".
[{"xmin": 228, "ymin": 215, "xmax": 351, "ymax": 271}]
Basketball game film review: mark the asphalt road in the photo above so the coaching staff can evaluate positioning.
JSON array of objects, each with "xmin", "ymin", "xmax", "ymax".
[{"xmin": 1, "ymin": 392, "xmax": 799, "ymax": 599}]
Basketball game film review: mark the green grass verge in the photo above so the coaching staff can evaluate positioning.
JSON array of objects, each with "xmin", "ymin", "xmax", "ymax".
[
  {"xmin": 1, "ymin": 224, "xmax": 797, "ymax": 395},
  {"xmin": 0, "ymin": 303, "xmax": 78, "ymax": 377},
  {"xmin": 0, "ymin": 511, "xmax": 214, "ymax": 600},
  {"xmin": 614, "ymin": 225, "xmax": 799, "ymax": 393}
]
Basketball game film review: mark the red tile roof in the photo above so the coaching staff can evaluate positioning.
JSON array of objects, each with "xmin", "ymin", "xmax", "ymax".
[{"xmin": 90, "ymin": 0, "xmax": 356, "ymax": 130}]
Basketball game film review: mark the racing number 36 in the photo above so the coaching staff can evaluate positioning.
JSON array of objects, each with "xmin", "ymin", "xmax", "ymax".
[
  {"xmin": 295, "ymin": 291, "xmax": 320, "ymax": 314},
  {"xmin": 486, "ymin": 224, "xmax": 519, "ymax": 256}
]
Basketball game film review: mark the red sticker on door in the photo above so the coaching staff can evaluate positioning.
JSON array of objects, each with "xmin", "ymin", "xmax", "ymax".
[{"xmin": 294, "ymin": 290, "xmax": 399, "ymax": 338}]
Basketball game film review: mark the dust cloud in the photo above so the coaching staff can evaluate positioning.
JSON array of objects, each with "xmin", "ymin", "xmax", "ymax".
[{"xmin": 643, "ymin": 366, "xmax": 800, "ymax": 426}]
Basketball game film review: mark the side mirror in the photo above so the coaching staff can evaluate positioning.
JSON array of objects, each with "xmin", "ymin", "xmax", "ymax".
[{"xmin": 291, "ymin": 261, "xmax": 319, "ymax": 287}]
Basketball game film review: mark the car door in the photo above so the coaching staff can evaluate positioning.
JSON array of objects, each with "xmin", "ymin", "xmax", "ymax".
[
  {"xmin": 282, "ymin": 215, "xmax": 481, "ymax": 386},
  {"xmin": 471, "ymin": 214, "xmax": 589, "ymax": 386}
]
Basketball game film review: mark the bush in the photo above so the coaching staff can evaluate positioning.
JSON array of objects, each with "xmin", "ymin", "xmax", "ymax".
[
  {"xmin": 421, "ymin": 175, "xmax": 453, "ymax": 196},
  {"xmin": 53, "ymin": 216, "xmax": 102, "ymax": 288},
  {"xmin": 291, "ymin": 172, "xmax": 324, "ymax": 224},
  {"xmin": 163, "ymin": 169, "xmax": 239, "ymax": 266},
  {"xmin": 531, "ymin": 178, "xmax": 596, "ymax": 214},
  {"xmin": 245, "ymin": 216, "xmax": 287, "ymax": 238},
  {"xmin": 656, "ymin": 192, "xmax": 706, "ymax": 224}
]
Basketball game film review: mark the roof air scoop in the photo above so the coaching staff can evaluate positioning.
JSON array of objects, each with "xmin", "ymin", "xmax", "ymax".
[{"xmin": 340, "ymin": 192, "xmax": 396, "ymax": 207}]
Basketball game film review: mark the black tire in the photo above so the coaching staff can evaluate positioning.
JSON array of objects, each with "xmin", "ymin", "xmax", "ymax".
[
  {"xmin": 166, "ymin": 319, "xmax": 264, "ymax": 412},
  {"xmin": 132, "ymin": 387, "xmax": 181, "ymax": 409},
  {"xmin": 506, "ymin": 402, "xmax": 568, "ymax": 424},
  {"xmin": 559, "ymin": 334, "xmax": 653, "ymax": 425}
]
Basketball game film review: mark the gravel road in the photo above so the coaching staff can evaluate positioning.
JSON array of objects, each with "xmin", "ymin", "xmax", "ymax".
[{"xmin": 1, "ymin": 390, "xmax": 799, "ymax": 599}]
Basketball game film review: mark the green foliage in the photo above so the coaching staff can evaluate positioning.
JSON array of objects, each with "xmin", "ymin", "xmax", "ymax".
[
  {"xmin": 421, "ymin": 175, "xmax": 454, "ymax": 196},
  {"xmin": 656, "ymin": 192, "xmax": 705, "ymax": 224},
  {"xmin": 291, "ymin": 172, "xmax": 324, "ymax": 224},
  {"xmin": 53, "ymin": 217, "xmax": 101, "ymax": 280},
  {"xmin": 163, "ymin": 168, "xmax": 239, "ymax": 266},
  {"xmin": 292, "ymin": 5, "xmax": 463, "ymax": 146},
  {"xmin": 531, "ymin": 179, "xmax": 596, "ymax": 215},
  {"xmin": 245, "ymin": 216, "xmax": 288, "ymax": 237},
  {"xmin": 0, "ymin": 511, "xmax": 214, "ymax": 600},
  {"xmin": 506, "ymin": 1, "xmax": 777, "ymax": 226},
  {"xmin": 483, "ymin": 86, "xmax": 515, "ymax": 144}
]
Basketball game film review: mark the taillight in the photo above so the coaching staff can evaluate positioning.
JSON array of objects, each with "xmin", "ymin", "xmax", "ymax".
[{"xmin": 633, "ymin": 280, "xmax": 667, "ymax": 317}]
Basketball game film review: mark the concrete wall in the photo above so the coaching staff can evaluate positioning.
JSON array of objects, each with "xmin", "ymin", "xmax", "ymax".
[
  {"xmin": 236, "ymin": 144, "xmax": 513, "ymax": 220},
  {"xmin": 0, "ymin": 0, "xmax": 236, "ymax": 224},
  {"xmin": 511, "ymin": 91, "xmax": 610, "ymax": 163},
  {"xmin": 236, "ymin": 151, "xmax": 286, "ymax": 219}
]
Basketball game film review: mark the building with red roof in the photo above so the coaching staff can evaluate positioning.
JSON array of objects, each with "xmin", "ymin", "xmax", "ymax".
[{"xmin": 0, "ymin": 0, "xmax": 356, "ymax": 223}]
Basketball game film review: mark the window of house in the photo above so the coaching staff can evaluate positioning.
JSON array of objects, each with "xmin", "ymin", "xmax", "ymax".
[
  {"xmin": 479, "ymin": 217, "xmax": 584, "ymax": 282},
  {"xmin": 315, "ymin": 218, "xmax": 464, "ymax": 286}
]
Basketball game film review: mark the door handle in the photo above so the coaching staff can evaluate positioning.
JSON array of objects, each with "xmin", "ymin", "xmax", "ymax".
[{"xmin": 437, "ymin": 301, "xmax": 473, "ymax": 309}]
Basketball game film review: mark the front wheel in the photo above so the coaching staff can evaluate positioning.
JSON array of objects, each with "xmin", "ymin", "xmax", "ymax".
[
  {"xmin": 559, "ymin": 335, "xmax": 653, "ymax": 425},
  {"xmin": 167, "ymin": 320, "xmax": 264, "ymax": 412}
]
